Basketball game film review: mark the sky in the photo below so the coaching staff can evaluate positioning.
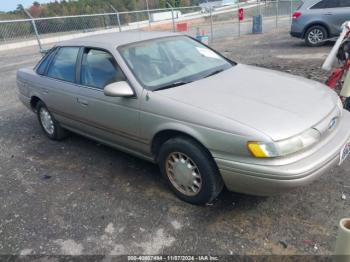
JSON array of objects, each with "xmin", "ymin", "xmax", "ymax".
[{"xmin": 0, "ymin": 0, "xmax": 51, "ymax": 12}]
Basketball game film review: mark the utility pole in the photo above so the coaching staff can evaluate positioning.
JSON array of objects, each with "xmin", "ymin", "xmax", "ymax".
[
  {"xmin": 110, "ymin": 4, "xmax": 122, "ymax": 32},
  {"xmin": 276, "ymin": 0, "xmax": 279, "ymax": 28},
  {"xmin": 209, "ymin": 6, "xmax": 213, "ymax": 42},
  {"xmin": 146, "ymin": 0, "xmax": 151, "ymax": 27},
  {"xmin": 24, "ymin": 9, "xmax": 43, "ymax": 53},
  {"xmin": 166, "ymin": 2, "xmax": 176, "ymax": 32},
  {"xmin": 237, "ymin": 1, "xmax": 240, "ymax": 37}
]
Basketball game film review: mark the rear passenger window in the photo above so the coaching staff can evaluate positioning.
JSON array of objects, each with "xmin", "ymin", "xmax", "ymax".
[
  {"xmin": 311, "ymin": 0, "xmax": 339, "ymax": 9},
  {"xmin": 47, "ymin": 47, "xmax": 79, "ymax": 83},
  {"xmin": 36, "ymin": 48, "xmax": 56, "ymax": 75},
  {"xmin": 326, "ymin": 0, "xmax": 340, "ymax": 8},
  {"xmin": 311, "ymin": 0, "xmax": 327, "ymax": 9},
  {"xmin": 81, "ymin": 49, "xmax": 125, "ymax": 89}
]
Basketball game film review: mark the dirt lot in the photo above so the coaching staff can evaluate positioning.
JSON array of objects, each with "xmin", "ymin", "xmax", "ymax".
[{"xmin": 0, "ymin": 28, "xmax": 349, "ymax": 257}]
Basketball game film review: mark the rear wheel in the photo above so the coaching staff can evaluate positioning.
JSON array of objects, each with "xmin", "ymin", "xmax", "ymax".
[
  {"xmin": 305, "ymin": 25, "xmax": 327, "ymax": 47},
  {"xmin": 36, "ymin": 101, "xmax": 68, "ymax": 140},
  {"xmin": 158, "ymin": 136, "xmax": 224, "ymax": 205}
]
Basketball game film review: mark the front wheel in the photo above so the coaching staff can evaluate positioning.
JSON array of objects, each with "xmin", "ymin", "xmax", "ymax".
[{"xmin": 158, "ymin": 137, "xmax": 224, "ymax": 205}]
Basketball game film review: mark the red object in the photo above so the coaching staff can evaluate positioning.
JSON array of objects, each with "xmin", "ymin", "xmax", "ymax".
[
  {"xmin": 238, "ymin": 8, "xmax": 244, "ymax": 21},
  {"xmin": 292, "ymin": 12, "xmax": 302, "ymax": 19},
  {"xmin": 326, "ymin": 60, "xmax": 350, "ymax": 89},
  {"xmin": 326, "ymin": 68, "xmax": 346, "ymax": 89},
  {"xmin": 176, "ymin": 23, "xmax": 188, "ymax": 32}
]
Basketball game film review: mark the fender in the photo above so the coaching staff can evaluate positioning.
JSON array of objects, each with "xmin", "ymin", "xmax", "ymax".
[
  {"xmin": 152, "ymin": 122, "xmax": 207, "ymax": 149},
  {"xmin": 302, "ymin": 21, "xmax": 331, "ymax": 38}
]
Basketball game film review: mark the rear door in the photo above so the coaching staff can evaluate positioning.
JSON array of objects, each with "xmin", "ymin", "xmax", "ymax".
[
  {"xmin": 39, "ymin": 46, "xmax": 82, "ymax": 128},
  {"xmin": 322, "ymin": 0, "xmax": 350, "ymax": 35}
]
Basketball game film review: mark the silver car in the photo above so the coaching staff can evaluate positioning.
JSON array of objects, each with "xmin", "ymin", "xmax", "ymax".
[
  {"xmin": 17, "ymin": 32, "xmax": 350, "ymax": 205},
  {"xmin": 291, "ymin": 0, "xmax": 350, "ymax": 46}
]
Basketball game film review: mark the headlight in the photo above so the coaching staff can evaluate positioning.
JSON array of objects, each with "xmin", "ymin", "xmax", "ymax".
[{"xmin": 248, "ymin": 128, "xmax": 321, "ymax": 158}]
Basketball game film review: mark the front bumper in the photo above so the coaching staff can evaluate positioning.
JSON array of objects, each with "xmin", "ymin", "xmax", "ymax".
[{"xmin": 216, "ymin": 111, "xmax": 350, "ymax": 196}]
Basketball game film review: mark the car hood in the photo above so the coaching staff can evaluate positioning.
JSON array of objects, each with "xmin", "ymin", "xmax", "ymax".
[{"xmin": 157, "ymin": 64, "xmax": 338, "ymax": 141}]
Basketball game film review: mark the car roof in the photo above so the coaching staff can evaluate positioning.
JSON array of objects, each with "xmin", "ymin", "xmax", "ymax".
[{"xmin": 57, "ymin": 31, "xmax": 181, "ymax": 50}]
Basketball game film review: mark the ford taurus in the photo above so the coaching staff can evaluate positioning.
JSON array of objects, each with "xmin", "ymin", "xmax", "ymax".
[{"xmin": 17, "ymin": 32, "xmax": 350, "ymax": 205}]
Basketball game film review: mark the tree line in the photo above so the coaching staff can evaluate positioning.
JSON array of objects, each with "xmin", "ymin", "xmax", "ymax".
[
  {"xmin": 1, "ymin": 0, "xmax": 201, "ymax": 19},
  {"xmin": 0, "ymin": 0, "xmax": 202, "ymax": 41}
]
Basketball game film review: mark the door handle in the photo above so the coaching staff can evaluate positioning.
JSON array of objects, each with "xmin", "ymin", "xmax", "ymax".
[
  {"xmin": 324, "ymin": 12, "xmax": 333, "ymax": 16},
  {"xmin": 42, "ymin": 88, "xmax": 49, "ymax": 94},
  {"xmin": 77, "ymin": 98, "xmax": 89, "ymax": 106}
]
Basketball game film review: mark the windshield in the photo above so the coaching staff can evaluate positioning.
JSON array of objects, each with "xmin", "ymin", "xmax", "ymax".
[{"xmin": 118, "ymin": 36, "xmax": 233, "ymax": 91}]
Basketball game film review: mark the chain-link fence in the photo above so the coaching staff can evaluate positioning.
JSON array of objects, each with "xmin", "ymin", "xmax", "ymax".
[{"xmin": 0, "ymin": 0, "xmax": 302, "ymax": 51}]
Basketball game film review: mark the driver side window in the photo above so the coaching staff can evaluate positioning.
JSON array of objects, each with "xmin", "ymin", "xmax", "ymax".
[{"xmin": 81, "ymin": 48, "xmax": 126, "ymax": 90}]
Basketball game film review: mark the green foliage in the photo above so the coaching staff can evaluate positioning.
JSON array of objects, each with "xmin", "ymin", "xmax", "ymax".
[
  {"xmin": 0, "ymin": 0, "xmax": 198, "ymax": 41},
  {"xmin": 1, "ymin": 0, "xmax": 197, "ymax": 20}
]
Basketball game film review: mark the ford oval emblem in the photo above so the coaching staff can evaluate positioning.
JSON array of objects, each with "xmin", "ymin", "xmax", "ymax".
[{"xmin": 328, "ymin": 118, "xmax": 338, "ymax": 130}]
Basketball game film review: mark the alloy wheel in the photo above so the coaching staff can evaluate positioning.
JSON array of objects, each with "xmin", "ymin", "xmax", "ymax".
[{"xmin": 308, "ymin": 29, "xmax": 324, "ymax": 45}]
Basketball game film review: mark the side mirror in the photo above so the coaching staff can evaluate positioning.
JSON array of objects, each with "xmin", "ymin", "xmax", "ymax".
[{"xmin": 104, "ymin": 81, "xmax": 134, "ymax": 98}]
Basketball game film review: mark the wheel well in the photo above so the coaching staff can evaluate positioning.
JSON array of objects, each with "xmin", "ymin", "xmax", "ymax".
[
  {"xmin": 30, "ymin": 96, "xmax": 41, "ymax": 111},
  {"xmin": 151, "ymin": 130, "xmax": 206, "ymax": 161},
  {"xmin": 303, "ymin": 23, "xmax": 330, "ymax": 38}
]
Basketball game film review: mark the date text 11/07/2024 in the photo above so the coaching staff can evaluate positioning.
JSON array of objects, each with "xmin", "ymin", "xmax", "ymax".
[{"xmin": 127, "ymin": 255, "xmax": 219, "ymax": 261}]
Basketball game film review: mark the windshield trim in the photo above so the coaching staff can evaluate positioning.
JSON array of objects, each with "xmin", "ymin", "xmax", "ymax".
[{"xmin": 117, "ymin": 35, "xmax": 236, "ymax": 91}]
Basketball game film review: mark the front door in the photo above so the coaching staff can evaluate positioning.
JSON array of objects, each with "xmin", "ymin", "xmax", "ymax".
[{"xmin": 75, "ymin": 48, "xmax": 142, "ymax": 151}]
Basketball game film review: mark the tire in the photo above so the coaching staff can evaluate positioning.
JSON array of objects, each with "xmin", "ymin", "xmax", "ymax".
[
  {"xmin": 345, "ymin": 98, "xmax": 350, "ymax": 111},
  {"xmin": 305, "ymin": 25, "xmax": 328, "ymax": 47},
  {"xmin": 158, "ymin": 136, "xmax": 224, "ymax": 205},
  {"xmin": 36, "ymin": 101, "xmax": 68, "ymax": 140}
]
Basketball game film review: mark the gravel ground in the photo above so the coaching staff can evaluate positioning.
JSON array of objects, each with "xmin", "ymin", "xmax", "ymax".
[
  {"xmin": 0, "ymin": 28, "xmax": 349, "ymax": 257},
  {"xmin": 214, "ymin": 28, "xmax": 332, "ymax": 83}
]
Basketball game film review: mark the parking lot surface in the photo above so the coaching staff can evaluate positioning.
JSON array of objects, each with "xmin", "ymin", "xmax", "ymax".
[{"xmin": 1, "ymin": 28, "xmax": 350, "ymax": 256}]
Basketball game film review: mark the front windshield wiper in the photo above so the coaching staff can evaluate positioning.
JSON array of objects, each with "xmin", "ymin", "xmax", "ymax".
[
  {"xmin": 203, "ymin": 69, "xmax": 225, "ymax": 79},
  {"xmin": 154, "ymin": 81, "xmax": 191, "ymax": 91},
  {"xmin": 153, "ymin": 69, "xmax": 225, "ymax": 91}
]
